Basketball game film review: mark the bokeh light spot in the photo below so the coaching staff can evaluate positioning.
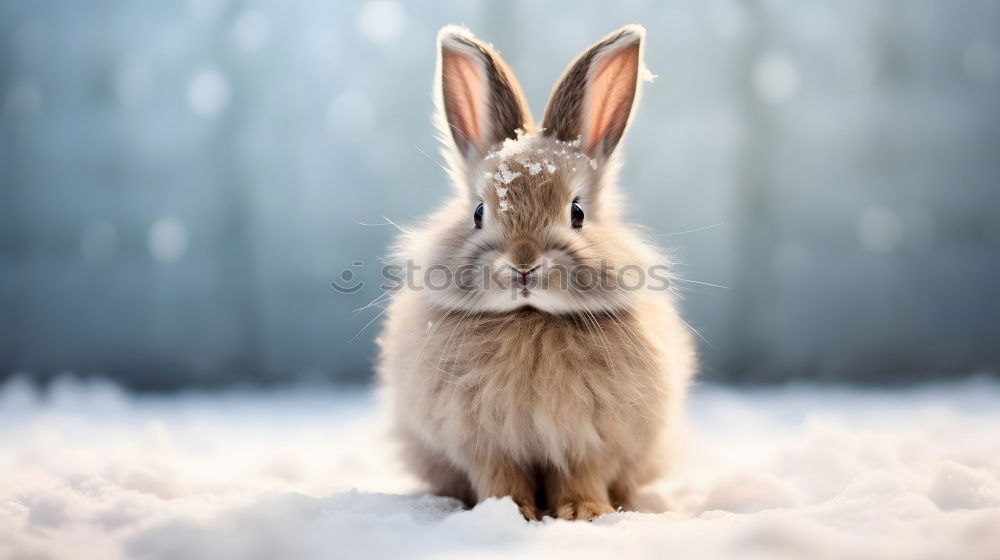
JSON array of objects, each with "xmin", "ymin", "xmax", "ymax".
[
  {"xmin": 753, "ymin": 52, "xmax": 799, "ymax": 104},
  {"xmin": 357, "ymin": 1, "xmax": 405, "ymax": 45},
  {"xmin": 232, "ymin": 9, "xmax": 271, "ymax": 52},
  {"xmin": 187, "ymin": 68, "xmax": 230, "ymax": 117},
  {"xmin": 858, "ymin": 206, "xmax": 903, "ymax": 254},
  {"xmin": 148, "ymin": 218, "xmax": 189, "ymax": 263}
]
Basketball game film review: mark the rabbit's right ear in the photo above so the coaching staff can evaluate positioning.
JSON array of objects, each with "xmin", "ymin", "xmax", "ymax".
[
  {"xmin": 435, "ymin": 26, "xmax": 533, "ymax": 168},
  {"xmin": 541, "ymin": 25, "xmax": 647, "ymax": 161}
]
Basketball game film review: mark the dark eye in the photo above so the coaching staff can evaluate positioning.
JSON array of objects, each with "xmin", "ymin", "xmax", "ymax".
[
  {"xmin": 571, "ymin": 201, "xmax": 584, "ymax": 229},
  {"xmin": 474, "ymin": 202, "xmax": 484, "ymax": 229}
]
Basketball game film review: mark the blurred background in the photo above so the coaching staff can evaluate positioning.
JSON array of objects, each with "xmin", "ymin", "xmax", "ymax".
[{"xmin": 1, "ymin": 0, "xmax": 998, "ymax": 390}]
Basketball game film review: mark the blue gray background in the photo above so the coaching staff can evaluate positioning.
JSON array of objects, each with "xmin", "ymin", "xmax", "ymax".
[{"xmin": 2, "ymin": 0, "xmax": 998, "ymax": 389}]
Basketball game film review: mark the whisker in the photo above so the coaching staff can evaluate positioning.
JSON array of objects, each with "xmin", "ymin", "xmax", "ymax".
[
  {"xmin": 651, "ymin": 223, "xmax": 723, "ymax": 237},
  {"xmin": 447, "ymin": 123, "xmax": 484, "ymax": 158},
  {"xmin": 377, "ymin": 215, "xmax": 407, "ymax": 233},
  {"xmin": 412, "ymin": 143, "xmax": 449, "ymax": 173},
  {"xmin": 673, "ymin": 277, "xmax": 729, "ymax": 290},
  {"xmin": 350, "ymin": 306, "xmax": 389, "ymax": 342},
  {"xmin": 353, "ymin": 289, "xmax": 397, "ymax": 313}
]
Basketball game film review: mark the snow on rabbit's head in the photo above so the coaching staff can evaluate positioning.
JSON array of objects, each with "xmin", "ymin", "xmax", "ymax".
[{"xmin": 400, "ymin": 25, "xmax": 663, "ymax": 314}]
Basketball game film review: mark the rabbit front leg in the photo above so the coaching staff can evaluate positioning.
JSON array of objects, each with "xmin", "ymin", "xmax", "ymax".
[
  {"xmin": 548, "ymin": 459, "xmax": 617, "ymax": 521},
  {"xmin": 467, "ymin": 454, "xmax": 538, "ymax": 520}
]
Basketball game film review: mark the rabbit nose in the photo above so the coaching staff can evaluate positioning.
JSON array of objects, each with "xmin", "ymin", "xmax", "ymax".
[
  {"xmin": 516, "ymin": 265, "xmax": 541, "ymax": 287},
  {"xmin": 507, "ymin": 239, "xmax": 542, "ymax": 272}
]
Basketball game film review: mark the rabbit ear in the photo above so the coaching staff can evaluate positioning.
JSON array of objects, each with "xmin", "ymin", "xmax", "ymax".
[
  {"xmin": 541, "ymin": 25, "xmax": 646, "ymax": 159},
  {"xmin": 435, "ymin": 26, "xmax": 533, "ymax": 164}
]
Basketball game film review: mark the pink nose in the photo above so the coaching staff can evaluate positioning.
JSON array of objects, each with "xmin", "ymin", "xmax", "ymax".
[{"xmin": 516, "ymin": 265, "xmax": 540, "ymax": 288}]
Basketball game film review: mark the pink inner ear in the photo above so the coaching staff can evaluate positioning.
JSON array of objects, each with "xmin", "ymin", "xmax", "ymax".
[
  {"xmin": 441, "ymin": 50, "xmax": 484, "ymax": 150},
  {"xmin": 584, "ymin": 42, "xmax": 640, "ymax": 155}
]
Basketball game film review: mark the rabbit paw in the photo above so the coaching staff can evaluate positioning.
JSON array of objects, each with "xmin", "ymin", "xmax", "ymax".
[
  {"xmin": 516, "ymin": 500, "xmax": 539, "ymax": 521},
  {"xmin": 555, "ymin": 500, "xmax": 615, "ymax": 521}
]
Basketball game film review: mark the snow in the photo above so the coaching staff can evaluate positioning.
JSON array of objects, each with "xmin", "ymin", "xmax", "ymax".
[
  {"xmin": 489, "ymin": 162, "xmax": 519, "ymax": 212},
  {"xmin": 494, "ymin": 163, "xmax": 521, "ymax": 186},
  {"xmin": 484, "ymin": 133, "xmax": 597, "ymax": 179},
  {"xmin": 479, "ymin": 133, "xmax": 601, "ymax": 216},
  {"xmin": 639, "ymin": 64, "xmax": 658, "ymax": 83},
  {"xmin": 2, "ymin": 374, "xmax": 999, "ymax": 559}
]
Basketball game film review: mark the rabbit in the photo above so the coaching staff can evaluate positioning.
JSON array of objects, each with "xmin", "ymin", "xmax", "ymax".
[{"xmin": 376, "ymin": 24, "xmax": 696, "ymax": 521}]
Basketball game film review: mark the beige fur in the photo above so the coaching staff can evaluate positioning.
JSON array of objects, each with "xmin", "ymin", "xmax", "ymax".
[{"xmin": 377, "ymin": 25, "xmax": 696, "ymax": 521}]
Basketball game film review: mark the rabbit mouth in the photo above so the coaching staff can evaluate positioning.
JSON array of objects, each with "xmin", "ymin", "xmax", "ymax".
[{"xmin": 515, "ymin": 265, "xmax": 542, "ymax": 299}]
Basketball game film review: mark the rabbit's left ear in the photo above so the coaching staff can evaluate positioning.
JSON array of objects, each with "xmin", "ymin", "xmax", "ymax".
[
  {"xmin": 541, "ymin": 25, "xmax": 647, "ymax": 160},
  {"xmin": 435, "ymin": 26, "xmax": 533, "ymax": 164}
]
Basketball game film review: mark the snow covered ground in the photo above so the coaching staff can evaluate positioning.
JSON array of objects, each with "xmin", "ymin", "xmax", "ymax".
[{"xmin": 1, "ymin": 375, "xmax": 999, "ymax": 560}]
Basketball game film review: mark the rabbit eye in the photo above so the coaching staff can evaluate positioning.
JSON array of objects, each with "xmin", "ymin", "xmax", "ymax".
[
  {"xmin": 571, "ymin": 201, "xmax": 584, "ymax": 229},
  {"xmin": 474, "ymin": 202, "xmax": 484, "ymax": 229}
]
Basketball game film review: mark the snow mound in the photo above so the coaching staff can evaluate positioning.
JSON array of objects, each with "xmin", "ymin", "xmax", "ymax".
[{"xmin": 2, "ymin": 375, "xmax": 1000, "ymax": 559}]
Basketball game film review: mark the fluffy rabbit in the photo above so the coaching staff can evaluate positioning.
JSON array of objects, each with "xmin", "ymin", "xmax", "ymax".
[{"xmin": 377, "ymin": 24, "xmax": 695, "ymax": 521}]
